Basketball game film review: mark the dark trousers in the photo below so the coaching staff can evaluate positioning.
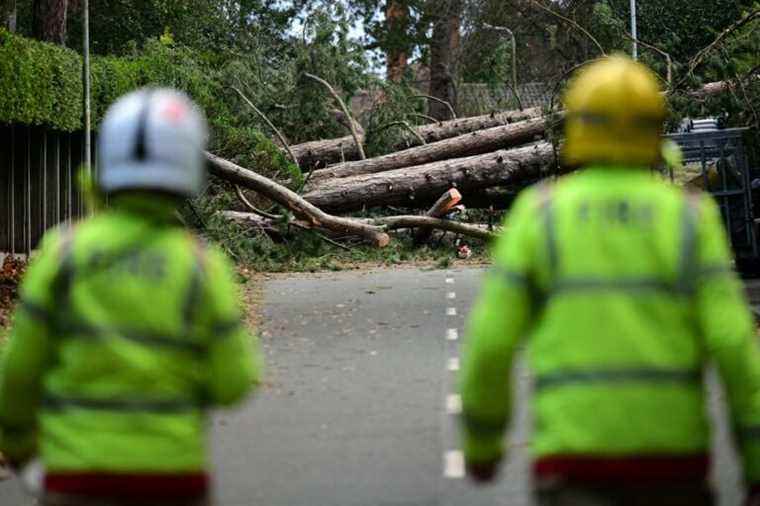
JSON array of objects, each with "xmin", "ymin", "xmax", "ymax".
[
  {"xmin": 41, "ymin": 493, "xmax": 211, "ymax": 506},
  {"xmin": 536, "ymin": 481, "xmax": 714, "ymax": 506}
]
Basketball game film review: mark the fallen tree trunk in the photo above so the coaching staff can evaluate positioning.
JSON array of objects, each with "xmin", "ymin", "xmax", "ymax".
[
  {"xmin": 220, "ymin": 210, "xmax": 497, "ymax": 242},
  {"xmin": 685, "ymin": 76, "xmax": 759, "ymax": 99},
  {"xmin": 289, "ymin": 77, "xmax": 741, "ymax": 168},
  {"xmin": 372, "ymin": 215, "xmax": 496, "ymax": 241},
  {"xmin": 290, "ymin": 107, "xmax": 542, "ymax": 168},
  {"xmin": 302, "ymin": 142, "xmax": 556, "ymax": 213},
  {"xmin": 691, "ymin": 80, "xmax": 733, "ymax": 98},
  {"xmin": 413, "ymin": 106, "xmax": 542, "ymax": 144},
  {"xmin": 307, "ymin": 116, "xmax": 552, "ymax": 185},
  {"xmin": 206, "ymin": 152, "xmax": 390, "ymax": 247},
  {"xmin": 290, "ymin": 135, "xmax": 361, "ymax": 169}
]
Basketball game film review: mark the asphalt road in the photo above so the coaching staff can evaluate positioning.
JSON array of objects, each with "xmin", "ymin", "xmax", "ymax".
[
  {"xmin": 211, "ymin": 267, "xmax": 536, "ymax": 506},
  {"xmin": 0, "ymin": 267, "xmax": 748, "ymax": 505}
]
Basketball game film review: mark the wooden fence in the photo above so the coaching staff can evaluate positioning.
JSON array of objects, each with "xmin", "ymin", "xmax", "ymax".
[{"xmin": 0, "ymin": 124, "xmax": 92, "ymax": 255}]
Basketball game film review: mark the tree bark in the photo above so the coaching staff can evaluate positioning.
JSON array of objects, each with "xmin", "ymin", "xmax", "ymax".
[
  {"xmin": 2, "ymin": 0, "xmax": 16, "ymax": 31},
  {"xmin": 414, "ymin": 106, "xmax": 542, "ymax": 143},
  {"xmin": 307, "ymin": 116, "xmax": 551, "ymax": 185},
  {"xmin": 386, "ymin": 1, "xmax": 409, "ymax": 82},
  {"xmin": 290, "ymin": 106, "xmax": 541, "ymax": 168},
  {"xmin": 32, "ymin": 0, "xmax": 68, "ymax": 44},
  {"xmin": 302, "ymin": 142, "xmax": 556, "ymax": 212},
  {"xmin": 206, "ymin": 152, "xmax": 390, "ymax": 247},
  {"xmin": 429, "ymin": 0, "xmax": 462, "ymax": 119}
]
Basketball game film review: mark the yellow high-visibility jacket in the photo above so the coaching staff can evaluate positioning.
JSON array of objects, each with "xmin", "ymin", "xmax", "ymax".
[{"xmin": 461, "ymin": 165, "xmax": 760, "ymax": 484}]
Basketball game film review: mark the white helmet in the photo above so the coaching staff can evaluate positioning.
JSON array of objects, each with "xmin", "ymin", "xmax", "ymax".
[{"xmin": 98, "ymin": 88, "xmax": 208, "ymax": 197}]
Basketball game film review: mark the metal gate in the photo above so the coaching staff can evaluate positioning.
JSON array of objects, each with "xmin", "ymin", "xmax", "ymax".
[
  {"xmin": 668, "ymin": 128, "xmax": 758, "ymax": 272},
  {"xmin": 0, "ymin": 124, "xmax": 91, "ymax": 255}
]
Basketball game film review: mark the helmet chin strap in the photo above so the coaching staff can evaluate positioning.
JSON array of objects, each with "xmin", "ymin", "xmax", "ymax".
[{"xmin": 133, "ymin": 90, "xmax": 154, "ymax": 162}]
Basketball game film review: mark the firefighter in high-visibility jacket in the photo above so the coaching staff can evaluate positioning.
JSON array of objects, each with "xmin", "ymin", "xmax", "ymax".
[
  {"xmin": 460, "ymin": 55, "xmax": 760, "ymax": 505},
  {"xmin": 0, "ymin": 88, "xmax": 261, "ymax": 506}
]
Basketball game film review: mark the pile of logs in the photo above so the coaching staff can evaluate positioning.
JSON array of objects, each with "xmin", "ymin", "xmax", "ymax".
[
  {"xmin": 209, "ymin": 104, "xmax": 559, "ymax": 247},
  {"xmin": 207, "ymin": 76, "xmax": 737, "ymax": 248}
]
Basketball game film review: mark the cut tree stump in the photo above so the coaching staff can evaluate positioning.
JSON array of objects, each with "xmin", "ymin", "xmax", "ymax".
[{"xmin": 413, "ymin": 188, "xmax": 462, "ymax": 244}]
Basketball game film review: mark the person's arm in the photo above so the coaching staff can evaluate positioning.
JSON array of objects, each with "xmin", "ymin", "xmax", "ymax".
[
  {"xmin": 460, "ymin": 189, "xmax": 541, "ymax": 481},
  {"xmin": 0, "ymin": 231, "xmax": 63, "ymax": 464},
  {"xmin": 199, "ymin": 247, "xmax": 262, "ymax": 406},
  {"xmin": 692, "ymin": 195, "xmax": 760, "ymax": 493}
]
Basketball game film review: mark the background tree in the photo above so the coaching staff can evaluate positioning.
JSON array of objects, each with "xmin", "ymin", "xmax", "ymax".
[
  {"xmin": 385, "ymin": 1, "xmax": 409, "ymax": 81},
  {"xmin": 428, "ymin": 0, "xmax": 461, "ymax": 119},
  {"xmin": 32, "ymin": 0, "xmax": 67, "ymax": 43},
  {"xmin": 2, "ymin": 0, "xmax": 16, "ymax": 31}
]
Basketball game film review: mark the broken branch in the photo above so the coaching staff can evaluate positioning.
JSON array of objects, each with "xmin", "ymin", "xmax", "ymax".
[
  {"xmin": 414, "ymin": 94, "xmax": 457, "ymax": 119},
  {"xmin": 207, "ymin": 152, "xmax": 389, "ymax": 247},
  {"xmin": 529, "ymin": 0, "xmax": 605, "ymax": 56},
  {"xmin": 234, "ymin": 185, "xmax": 283, "ymax": 220},
  {"xmin": 370, "ymin": 215, "xmax": 496, "ymax": 241},
  {"xmin": 232, "ymin": 86, "xmax": 299, "ymax": 167},
  {"xmin": 304, "ymin": 72, "xmax": 367, "ymax": 160},
  {"xmin": 378, "ymin": 121, "xmax": 427, "ymax": 146}
]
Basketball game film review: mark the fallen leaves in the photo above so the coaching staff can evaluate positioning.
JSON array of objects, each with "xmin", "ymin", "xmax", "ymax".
[{"xmin": 0, "ymin": 255, "xmax": 26, "ymax": 330}]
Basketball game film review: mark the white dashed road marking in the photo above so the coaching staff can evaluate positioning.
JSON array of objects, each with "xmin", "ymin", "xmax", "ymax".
[
  {"xmin": 446, "ymin": 394, "xmax": 462, "ymax": 414},
  {"xmin": 444, "ymin": 275, "xmax": 464, "ymax": 479},
  {"xmin": 444, "ymin": 450, "xmax": 465, "ymax": 479}
]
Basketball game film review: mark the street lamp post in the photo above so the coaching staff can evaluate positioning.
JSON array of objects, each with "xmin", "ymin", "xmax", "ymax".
[
  {"xmin": 83, "ymin": 0, "xmax": 91, "ymax": 179},
  {"xmin": 483, "ymin": 23, "xmax": 522, "ymax": 110},
  {"xmin": 630, "ymin": 0, "xmax": 638, "ymax": 60}
]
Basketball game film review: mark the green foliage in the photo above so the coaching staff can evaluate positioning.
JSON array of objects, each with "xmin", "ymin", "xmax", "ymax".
[
  {"xmin": 0, "ymin": 32, "xmax": 216, "ymax": 130},
  {"xmin": 206, "ymin": 214, "xmax": 476, "ymax": 273},
  {"xmin": 349, "ymin": 0, "xmax": 433, "ymax": 70},
  {"xmin": 190, "ymin": 179, "xmax": 485, "ymax": 273},
  {"xmin": 463, "ymin": 38, "xmax": 512, "ymax": 88},
  {"xmin": 0, "ymin": 29, "xmax": 83, "ymax": 131},
  {"xmin": 0, "ymin": 32, "xmax": 297, "ymax": 181},
  {"xmin": 363, "ymin": 81, "xmax": 424, "ymax": 157},
  {"xmin": 53, "ymin": 0, "xmax": 300, "ymax": 58},
  {"xmin": 588, "ymin": 2, "xmax": 626, "ymax": 52},
  {"xmin": 279, "ymin": 6, "xmax": 372, "ymax": 144},
  {"xmin": 221, "ymin": 127, "xmax": 302, "ymax": 185},
  {"xmin": 606, "ymin": 0, "xmax": 752, "ymax": 62},
  {"xmin": 0, "ymin": 325, "xmax": 9, "ymax": 354}
]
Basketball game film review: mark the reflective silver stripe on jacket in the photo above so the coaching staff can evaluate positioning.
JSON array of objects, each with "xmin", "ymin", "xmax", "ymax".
[{"xmin": 535, "ymin": 367, "xmax": 703, "ymax": 391}]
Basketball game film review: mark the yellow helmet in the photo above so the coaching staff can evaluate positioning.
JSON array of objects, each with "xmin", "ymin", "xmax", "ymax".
[{"xmin": 562, "ymin": 55, "xmax": 666, "ymax": 168}]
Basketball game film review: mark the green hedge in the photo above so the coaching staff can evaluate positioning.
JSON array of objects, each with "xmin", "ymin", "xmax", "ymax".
[
  {"xmin": 0, "ymin": 31, "xmax": 227, "ymax": 133},
  {"xmin": 0, "ymin": 31, "xmax": 299, "ymax": 181},
  {"xmin": 0, "ymin": 30, "xmax": 84, "ymax": 131}
]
